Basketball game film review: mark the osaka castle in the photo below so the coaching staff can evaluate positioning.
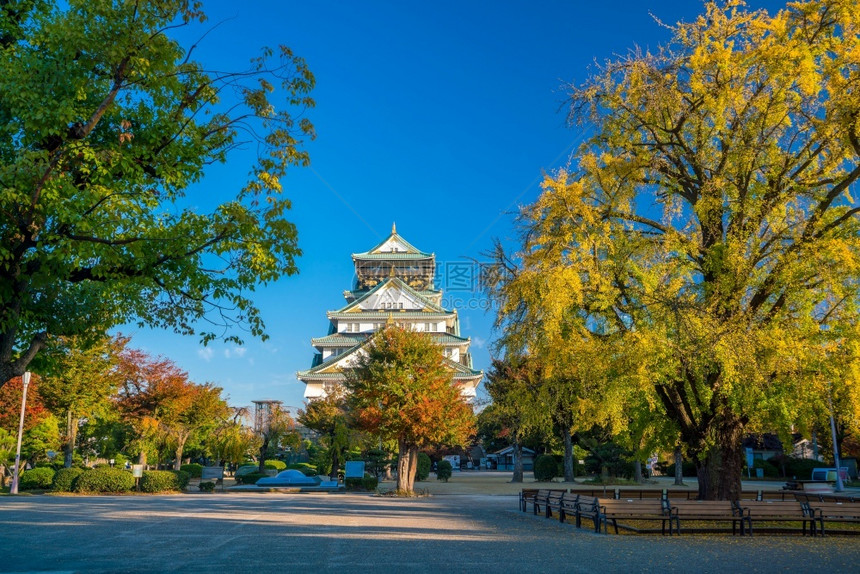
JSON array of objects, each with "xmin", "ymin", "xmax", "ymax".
[{"xmin": 298, "ymin": 224, "xmax": 483, "ymax": 400}]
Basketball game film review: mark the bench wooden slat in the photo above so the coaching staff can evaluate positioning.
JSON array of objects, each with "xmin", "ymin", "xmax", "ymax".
[
  {"xmin": 737, "ymin": 501, "xmax": 815, "ymax": 536},
  {"xmin": 670, "ymin": 500, "xmax": 743, "ymax": 535},
  {"xmin": 596, "ymin": 498, "xmax": 673, "ymax": 535},
  {"xmin": 807, "ymin": 502, "xmax": 860, "ymax": 536}
]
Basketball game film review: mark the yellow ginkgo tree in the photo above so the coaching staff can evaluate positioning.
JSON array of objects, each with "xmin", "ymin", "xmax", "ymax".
[{"xmin": 493, "ymin": 0, "xmax": 860, "ymax": 500}]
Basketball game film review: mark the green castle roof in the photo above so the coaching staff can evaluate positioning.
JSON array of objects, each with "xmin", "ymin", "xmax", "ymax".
[{"xmin": 352, "ymin": 224, "xmax": 433, "ymax": 260}]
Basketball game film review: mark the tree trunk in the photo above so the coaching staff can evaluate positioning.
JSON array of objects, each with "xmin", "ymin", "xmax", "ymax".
[
  {"xmin": 674, "ymin": 446, "xmax": 684, "ymax": 486},
  {"xmin": 173, "ymin": 435, "xmax": 187, "ymax": 471},
  {"xmin": 634, "ymin": 460, "xmax": 642, "ymax": 483},
  {"xmin": 64, "ymin": 412, "xmax": 79, "ymax": 468},
  {"xmin": 138, "ymin": 450, "xmax": 147, "ymax": 468},
  {"xmin": 562, "ymin": 428, "xmax": 575, "ymax": 482},
  {"xmin": 258, "ymin": 438, "xmax": 269, "ymax": 473},
  {"xmin": 511, "ymin": 440, "xmax": 524, "ymax": 483},
  {"xmin": 330, "ymin": 447, "xmax": 340, "ymax": 481},
  {"xmin": 694, "ymin": 415, "xmax": 745, "ymax": 500},
  {"xmin": 396, "ymin": 439, "xmax": 418, "ymax": 493},
  {"xmin": 407, "ymin": 445, "xmax": 418, "ymax": 492}
]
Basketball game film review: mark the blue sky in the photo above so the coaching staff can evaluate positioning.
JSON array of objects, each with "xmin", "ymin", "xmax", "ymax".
[{"xmin": 123, "ymin": 0, "xmax": 786, "ymax": 411}]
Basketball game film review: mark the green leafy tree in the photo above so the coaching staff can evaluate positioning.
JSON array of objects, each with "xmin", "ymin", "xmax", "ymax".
[
  {"xmin": 255, "ymin": 404, "xmax": 300, "ymax": 473},
  {"xmin": 0, "ymin": 428, "xmax": 16, "ymax": 487},
  {"xmin": 38, "ymin": 334, "xmax": 126, "ymax": 467},
  {"xmin": 298, "ymin": 386, "xmax": 351, "ymax": 480},
  {"xmin": 483, "ymin": 357, "xmax": 543, "ymax": 483},
  {"xmin": 493, "ymin": 0, "xmax": 860, "ymax": 499},
  {"xmin": 345, "ymin": 326, "xmax": 475, "ymax": 494},
  {"xmin": 210, "ymin": 407, "xmax": 259, "ymax": 468},
  {"xmin": 0, "ymin": 0, "xmax": 314, "ymax": 389}
]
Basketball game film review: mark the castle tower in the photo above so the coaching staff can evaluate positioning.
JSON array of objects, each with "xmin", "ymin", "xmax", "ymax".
[{"xmin": 297, "ymin": 225, "xmax": 482, "ymax": 399}]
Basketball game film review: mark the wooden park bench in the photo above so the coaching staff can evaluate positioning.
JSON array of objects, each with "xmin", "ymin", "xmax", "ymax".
[
  {"xmin": 740, "ymin": 490, "xmax": 790, "ymax": 501},
  {"xmin": 668, "ymin": 500, "xmax": 744, "ymax": 535},
  {"xmin": 544, "ymin": 490, "xmax": 569, "ymax": 522},
  {"xmin": 532, "ymin": 489, "xmax": 566, "ymax": 517},
  {"xmin": 596, "ymin": 498, "xmax": 673, "ymax": 535},
  {"xmin": 796, "ymin": 492, "xmax": 858, "ymax": 504},
  {"xmin": 520, "ymin": 489, "xmax": 539, "ymax": 512},
  {"xmin": 570, "ymin": 495, "xmax": 601, "ymax": 531},
  {"xmin": 558, "ymin": 493, "xmax": 580, "ymax": 524},
  {"xmin": 735, "ymin": 501, "xmax": 816, "ymax": 536},
  {"xmin": 806, "ymin": 502, "xmax": 860, "ymax": 536},
  {"xmin": 201, "ymin": 466, "xmax": 225, "ymax": 492}
]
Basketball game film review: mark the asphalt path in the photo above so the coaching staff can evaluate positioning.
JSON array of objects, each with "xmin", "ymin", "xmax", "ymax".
[{"xmin": 1, "ymin": 493, "xmax": 858, "ymax": 573}]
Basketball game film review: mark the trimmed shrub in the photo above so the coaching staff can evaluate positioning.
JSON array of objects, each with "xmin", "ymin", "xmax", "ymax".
[
  {"xmin": 346, "ymin": 473, "xmax": 378, "ymax": 491},
  {"xmin": 416, "ymin": 453, "xmax": 431, "ymax": 481},
  {"xmin": 73, "ymin": 468, "xmax": 134, "ymax": 493},
  {"xmin": 287, "ymin": 463, "xmax": 318, "ymax": 476},
  {"xmin": 264, "ymin": 460, "xmax": 286, "ymax": 471},
  {"xmin": 236, "ymin": 472, "xmax": 268, "ymax": 485},
  {"xmin": 180, "ymin": 463, "xmax": 204, "ymax": 478},
  {"xmin": 19, "ymin": 467, "xmax": 55, "ymax": 490},
  {"xmin": 436, "ymin": 460, "xmax": 453, "ymax": 482},
  {"xmin": 752, "ymin": 459, "xmax": 780, "ymax": 478},
  {"xmin": 140, "ymin": 470, "xmax": 180, "ymax": 492},
  {"xmin": 199, "ymin": 481, "xmax": 216, "ymax": 493},
  {"xmin": 236, "ymin": 464, "xmax": 260, "ymax": 476},
  {"xmin": 52, "ymin": 467, "xmax": 85, "ymax": 492},
  {"xmin": 362, "ymin": 474, "xmax": 378, "ymax": 491},
  {"xmin": 781, "ymin": 457, "xmax": 829, "ymax": 480},
  {"xmin": 534, "ymin": 455, "xmax": 557, "ymax": 482}
]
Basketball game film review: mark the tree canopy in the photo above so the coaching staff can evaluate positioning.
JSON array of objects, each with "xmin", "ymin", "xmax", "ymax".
[
  {"xmin": 489, "ymin": 0, "xmax": 860, "ymax": 499},
  {"xmin": 345, "ymin": 326, "xmax": 474, "ymax": 494},
  {"xmin": 0, "ymin": 0, "xmax": 314, "ymax": 388}
]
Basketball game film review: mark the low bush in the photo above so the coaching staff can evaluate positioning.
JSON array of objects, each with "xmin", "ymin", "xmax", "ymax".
[
  {"xmin": 180, "ymin": 463, "xmax": 204, "ymax": 478},
  {"xmin": 346, "ymin": 473, "xmax": 378, "ymax": 491},
  {"xmin": 52, "ymin": 467, "xmax": 86, "ymax": 492},
  {"xmin": 73, "ymin": 468, "xmax": 134, "ymax": 493},
  {"xmin": 199, "ymin": 481, "xmax": 216, "ymax": 493},
  {"xmin": 264, "ymin": 460, "xmax": 286, "ymax": 471},
  {"xmin": 362, "ymin": 474, "xmax": 378, "ymax": 491},
  {"xmin": 236, "ymin": 472, "xmax": 268, "ymax": 485},
  {"xmin": 533, "ymin": 455, "xmax": 557, "ymax": 482},
  {"xmin": 287, "ymin": 463, "xmax": 318, "ymax": 476},
  {"xmin": 139, "ymin": 470, "xmax": 184, "ymax": 492},
  {"xmin": 778, "ymin": 456, "xmax": 829, "ymax": 480},
  {"xmin": 436, "ymin": 460, "xmax": 453, "ymax": 482},
  {"xmin": 236, "ymin": 464, "xmax": 260, "ymax": 476},
  {"xmin": 416, "ymin": 453, "xmax": 431, "ymax": 481},
  {"xmin": 19, "ymin": 467, "xmax": 55, "ymax": 490},
  {"xmin": 752, "ymin": 459, "xmax": 780, "ymax": 478}
]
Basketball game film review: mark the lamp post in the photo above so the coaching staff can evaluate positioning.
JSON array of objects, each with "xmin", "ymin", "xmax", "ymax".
[{"xmin": 10, "ymin": 371, "xmax": 31, "ymax": 495}]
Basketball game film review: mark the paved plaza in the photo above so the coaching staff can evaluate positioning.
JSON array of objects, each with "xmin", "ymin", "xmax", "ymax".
[{"xmin": 1, "ymin": 487, "xmax": 859, "ymax": 573}]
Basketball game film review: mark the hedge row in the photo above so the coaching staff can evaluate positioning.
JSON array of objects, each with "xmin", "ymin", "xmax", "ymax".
[
  {"xmin": 345, "ymin": 473, "xmax": 378, "ymax": 491},
  {"xmin": 52, "ymin": 467, "xmax": 85, "ymax": 492},
  {"xmin": 18, "ymin": 466, "xmax": 193, "ymax": 493},
  {"xmin": 73, "ymin": 468, "xmax": 136, "ymax": 493},
  {"xmin": 140, "ymin": 470, "xmax": 190, "ymax": 492},
  {"xmin": 19, "ymin": 467, "xmax": 55, "ymax": 490},
  {"xmin": 180, "ymin": 463, "xmax": 204, "ymax": 478}
]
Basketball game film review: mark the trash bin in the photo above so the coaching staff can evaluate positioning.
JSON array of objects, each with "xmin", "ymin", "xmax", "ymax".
[{"xmin": 755, "ymin": 468, "xmax": 764, "ymax": 478}]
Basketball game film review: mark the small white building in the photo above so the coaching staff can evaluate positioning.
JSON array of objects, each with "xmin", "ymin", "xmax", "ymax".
[{"xmin": 488, "ymin": 446, "xmax": 536, "ymax": 471}]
